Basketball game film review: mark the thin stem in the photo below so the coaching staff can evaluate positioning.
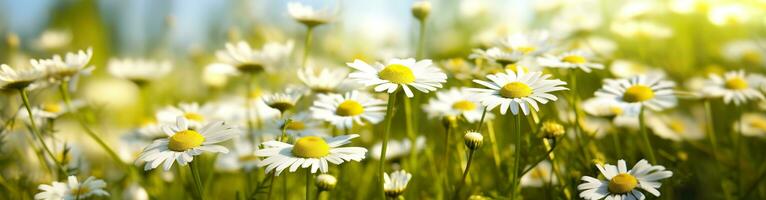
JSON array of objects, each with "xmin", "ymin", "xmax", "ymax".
[
  {"xmin": 267, "ymin": 172, "xmax": 276, "ymax": 200},
  {"xmin": 443, "ymin": 121, "xmax": 452, "ymax": 185},
  {"xmin": 568, "ymin": 72, "xmax": 589, "ymax": 167},
  {"xmin": 486, "ymin": 120, "xmax": 502, "ymax": 172},
  {"xmin": 638, "ymin": 106, "xmax": 656, "ymax": 163},
  {"xmin": 306, "ymin": 169, "xmax": 312, "ymax": 200},
  {"xmin": 18, "ymin": 89, "xmax": 65, "ymax": 177},
  {"xmin": 189, "ymin": 160, "xmax": 205, "ymax": 200},
  {"xmin": 736, "ymin": 106, "xmax": 743, "ymax": 197},
  {"xmin": 302, "ymin": 26, "xmax": 314, "ymax": 68},
  {"xmin": 611, "ymin": 131, "xmax": 622, "ymax": 157},
  {"xmin": 416, "ymin": 19, "xmax": 426, "ymax": 59},
  {"xmin": 510, "ymin": 114, "xmax": 522, "ymax": 199},
  {"xmin": 402, "ymin": 95, "xmax": 417, "ymax": 174},
  {"xmin": 452, "ymin": 149, "xmax": 476, "ymax": 200},
  {"xmin": 379, "ymin": 91, "xmax": 399, "ymax": 200},
  {"xmin": 244, "ymin": 74, "xmax": 257, "ymax": 150},
  {"xmin": 476, "ymin": 107, "xmax": 487, "ymax": 131},
  {"xmin": 58, "ymin": 83, "xmax": 124, "ymax": 166}
]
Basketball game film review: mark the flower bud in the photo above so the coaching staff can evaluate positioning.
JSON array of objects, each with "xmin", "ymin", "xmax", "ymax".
[
  {"xmin": 464, "ymin": 131, "xmax": 483, "ymax": 150},
  {"xmin": 539, "ymin": 121, "xmax": 565, "ymax": 139},
  {"xmin": 411, "ymin": 1, "xmax": 431, "ymax": 21},
  {"xmin": 315, "ymin": 174, "xmax": 337, "ymax": 191}
]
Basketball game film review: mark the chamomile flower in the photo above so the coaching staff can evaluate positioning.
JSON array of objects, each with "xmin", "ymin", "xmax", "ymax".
[
  {"xmin": 255, "ymin": 134, "xmax": 367, "ymax": 175},
  {"xmin": 297, "ymin": 66, "xmax": 348, "ymax": 93},
  {"xmin": 469, "ymin": 69, "xmax": 568, "ymax": 115},
  {"xmin": 156, "ymin": 102, "xmax": 221, "ymax": 129},
  {"xmin": 108, "ymin": 58, "xmax": 172, "ymax": 84},
  {"xmin": 136, "ymin": 117, "xmax": 240, "ymax": 171},
  {"xmin": 701, "ymin": 70, "xmax": 765, "ymax": 105},
  {"xmin": 347, "ymin": 58, "xmax": 447, "ymax": 98},
  {"xmin": 370, "ymin": 136, "xmax": 426, "ymax": 160},
  {"xmin": 609, "ymin": 60, "xmax": 657, "ymax": 78},
  {"xmin": 266, "ymin": 112, "xmax": 324, "ymax": 137},
  {"xmin": 737, "ymin": 113, "xmax": 766, "ymax": 137},
  {"xmin": 521, "ymin": 160, "xmax": 558, "ymax": 187},
  {"xmin": 32, "ymin": 48, "xmax": 94, "ymax": 84},
  {"xmin": 287, "ymin": 2, "xmax": 333, "ymax": 27},
  {"xmin": 262, "ymin": 89, "xmax": 304, "ymax": 113},
  {"xmin": 35, "ymin": 176, "xmax": 109, "ymax": 200},
  {"xmin": 0, "ymin": 64, "xmax": 45, "ymax": 90},
  {"xmin": 310, "ymin": 90, "xmax": 386, "ymax": 129},
  {"xmin": 423, "ymin": 87, "xmax": 493, "ymax": 123},
  {"xmin": 722, "ymin": 40, "xmax": 766, "ymax": 65},
  {"xmin": 497, "ymin": 31, "xmax": 551, "ymax": 56},
  {"xmin": 384, "ymin": 170, "xmax": 413, "ymax": 198},
  {"xmin": 582, "ymin": 97, "xmax": 624, "ymax": 118},
  {"xmin": 18, "ymin": 100, "xmax": 85, "ymax": 127},
  {"xmin": 538, "ymin": 50, "xmax": 604, "ymax": 73},
  {"xmin": 215, "ymin": 40, "xmax": 294, "ymax": 74},
  {"xmin": 595, "ymin": 74, "xmax": 677, "ymax": 115},
  {"xmin": 578, "ymin": 159, "xmax": 673, "ymax": 200},
  {"xmin": 33, "ymin": 29, "xmax": 72, "ymax": 51},
  {"xmin": 215, "ymin": 138, "xmax": 260, "ymax": 172},
  {"xmin": 610, "ymin": 21, "xmax": 673, "ymax": 39},
  {"xmin": 708, "ymin": 4, "xmax": 749, "ymax": 26},
  {"xmin": 470, "ymin": 47, "xmax": 525, "ymax": 67},
  {"xmin": 647, "ymin": 113, "xmax": 705, "ymax": 141}
]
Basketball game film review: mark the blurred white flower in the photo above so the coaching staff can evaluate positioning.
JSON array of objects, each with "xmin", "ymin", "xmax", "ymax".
[
  {"xmin": 369, "ymin": 136, "xmax": 426, "ymax": 160},
  {"xmin": 538, "ymin": 50, "xmax": 604, "ymax": 73},
  {"xmin": 551, "ymin": 6, "xmax": 602, "ymax": 36},
  {"xmin": 287, "ymin": 2, "xmax": 333, "ymax": 27},
  {"xmin": 33, "ymin": 30, "xmax": 72, "ymax": 51},
  {"xmin": 156, "ymin": 102, "xmax": 221, "ymax": 129},
  {"xmin": 108, "ymin": 58, "xmax": 172, "ymax": 84},
  {"xmin": 0, "ymin": 63, "xmax": 46, "ymax": 90},
  {"xmin": 647, "ymin": 113, "xmax": 705, "ymax": 141},
  {"xmin": 701, "ymin": 70, "xmax": 765, "ymax": 105},
  {"xmin": 708, "ymin": 4, "xmax": 749, "ymax": 26},
  {"xmin": 423, "ymin": 87, "xmax": 493, "ymax": 123},
  {"xmin": 35, "ymin": 176, "xmax": 109, "ymax": 200},
  {"xmin": 31, "ymin": 48, "xmax": 94, "ymax": 87},
  {"xmin": 521, "ymin": 160, "xmax": 557, "ymax": 187},
  {"xmin": 384, "ymin": 169, "xmax": 412, "ymax": 198},
  {"xmin": 215, "ymin": 40, "xmax": 294, "ymax": 74},
  {"xmin": 266, "ymin": 111, "xmax": 325, "ymax": 137},
  {"xmin": 297, "ymin": 66, "xmax": 348, "ymax": 93},
  {"xmin": 721, "ymin": 39, "xmax": 766, "ymax": 65},
  {"xmin": 215, "ymin": 138, "xmax": 261, "ymax": 172},
  {"xmin": 609, "ymin": 60, "xmax": 655, "ymax": 78},
  {"xmin": 611, "ymin": 21, "xmax": 673, "ymax": 39},
  {"xmin": 670, "ymin": 0, "xmax": 711, "ymax": 14},
  {"xmin": 738, "ymin": 113, "xmax": 766, "ymax": 137}
]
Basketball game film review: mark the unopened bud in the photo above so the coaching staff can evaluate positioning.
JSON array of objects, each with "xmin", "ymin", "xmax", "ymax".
[{"xmin": 464, "ymin": 131, "xmax": 483, "ymax": 150}]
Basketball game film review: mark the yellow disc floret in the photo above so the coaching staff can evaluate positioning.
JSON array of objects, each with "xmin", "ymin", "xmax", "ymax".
[
  {"xmin": 622, "ymin": 85, "xmax": 654, "ymax": 103},
  {"xmin": 169, "ymin": 130, "xmax": 205, "ymax": 152},
  {"xmin": 452, "ymin": 100, "xmax": 477, "ymax": 111},
  {"xmin": 725, "ymin": 77, "xmax": 748, "ymax": 90},
  {"xmin": 562, "ymin": 55, "xmax": 587, "ymax": 64},
  {"xmin": 336, "ymin": 100, "xmax": 365, "ymax": 116},
  {"xmin": 42, "ymin": 103, "xmax": 62, "ymax": 113},
  {"xmin": 379, "ymin": 64, "xmax": 415, "ymax": 84},
  {"xmin": 500, "ymin": 82, "xmax": 533, "ymax": 98},
  {"xmin": 292, "ymin": 136, "xmax": 330, "ymax": 158},
  {"xmin": 184, "ymin": 112, "xmax": 205, "ymax": 122},
  {"xmin": 282, "ymin": 121, "xmax": 306, "ymax": 131},
  {"xmin": 608, "ymin": 173, "xmax": 639, "ymax": 194}
]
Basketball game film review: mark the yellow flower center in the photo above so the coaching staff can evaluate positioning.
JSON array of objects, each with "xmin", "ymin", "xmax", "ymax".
[
  {"xmin": 742, "ymin": 51, "xmax": 762, "ymax": 64},
  {"xmin": 505, "ymin": 64, "xmax": 529, "ymax": 74},
  {"xmin": 500, "ymin": 82, "xmax": 533, "ymax": 98},
  {"xmin": 622, "ymin": 85, "xmax": 655, "ymax": 103},
  {"xmin": 71, "ymin": 186, "xmax": 90, "ymax": 196},
  {"xmin": 42, "ymin": 103, "xmax": 62, "ymax": 113},
  {"xmin": 281, "ymin": 120, "xmax": 306, "ymax": 131},
  {"xmin": 239, "ymin": 155, "xmax": 260, "ymax": 162},
  {"xmin": 608, "ymin": 173, "xmax": 639, "ymax": 194},
  {"xmin": 378, "ymin": 64, "xmax": 415, "ymax": 84},
  {"xmin": 236, "ymin": 63, "xmax": 264, "ymax": 74},
  {"xmin": 516, "ymin": 46, "xmax": 536, "ymax": 54},
  {"xmin": 610, "ymin": 106, "xmax": 624, "ymax": 116},
  {"xmin": 452, "ymin": 100, "xmax": 477, "ymax": 111},
  {"xmin": 291, "ymin": 136, "xmax": 330, "ymax": 158},
  {"xmin": 562, "ymin": 55, "xmax": 587, "ymax": 64},
  {"xmin": 750, "ymin": 118, "xmax": 766, "ymax": 131},
  {"xmin": 269, "ymin": 102, "xmax": 295, "ymax": 112},
  {"xmin": 184, "ymin": 112, "xmax": 205, "ymax": 122},
  {"xmin": 168, "ymin": 130, "xmax": 205, "ymax": 152},
  {"xmin": 336, "ymin": 100, "xmax": 365, "ymax": 116},
  {"xmin": 668, "ymin": 120, "xmax": 686, "ymax": 134},
  {"xmin": 530, "ymin": 167, "xmax": 547, "ymax": 179},
  {"xmin": 725, "ymin": 77, "xmax": 748, "ymax": 90}
]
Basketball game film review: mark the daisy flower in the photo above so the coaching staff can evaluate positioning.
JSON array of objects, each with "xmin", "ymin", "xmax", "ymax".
[
  {"xmin": 701, "ymin": 70, "xmax": 765, "ymax": 105},
  {"xmin": 310, "ymin": 90, "xmax": 386, "ymax": 129},
  {"xmin": 347, "ymin": 58, "xmax": 447, "ymax": 98},
  {"xmin": 538, "ymin": 50, "xmax": 604, "ymax": 73},
  {"xmin": 384, "ymin": 170, "xmax": 413, "ymax": 198},
  {"xmin": 108, "ymin": 58, "xmax": 172, "ymax": 84},
  {"xmin": 18, "ymin": 100, "xmax": 85, "ymax": 127},
  {"xmin": 32, "ymin": 48, "xmax": 94, "ymax": 84},
  {"xmin": 578, "ymin": 159, "xmax": 673, "ymax": 200},
  {"xmin": 255, "ymin": 134, "xmax": 367, "ymax": 175},
  {"xmin": 582, "ymin": 97, "xmax": 624, "ymax": 118},
  {"xmin": 35, "ymin": 176, "xmax": 109, "ymax": 200},
  {"xmin": 33, "ymin": 29, "xmax": 72, "ymax": 51},
  {"xmin": 469, "ymin": 69, "xmax": 568, "ymax": 115},
  {"xmin": 708, "ymin": 4, "xmax": 749, "ymax": 26},
  {"xmin": 469, "ymin": 47, "xmax": 525, "ymax": 67},
  {"xmin": 610, "ymin": 20, "xmax": 673, "ymax": 39},
  {"xmin": 262, "ymin": 89, "xmax": 304, "ymax": 113},
  {"xmin": 423, "ymin": 87, "xmax": 493, "ymax": 123},
  {"xmin": 265, "ymin": 112, "xmax": 324, "ymax": 137},
  {"xmin": 215, "ymin": 40, "xmax": 294, "ymax": 74},
  {"xmin": 646, "ymin": 113, "xmax": 705, "ymax": 141},
  {"xmin": 215, "ymin": 138, "xmax": 260, "ymax": 172},
  {"xmin": 520, "ymin": 160, "xmax": 558, "ymax": 187},
  {"xmin": 737, "ymin": 113, "xmax": 766, "ymax": 138},
  {"xmin": 0, "ymin": 63, "xmax": 45, "ymax": 90},
  {"xmin": 297, "ymin": 66, "xmax": 348, "ymax": 93},
  {"xmin": 369, "ymin": 136, "xmax": 426, "ymax": 160},
  {"xmin": 287, "ymin": 2, "xmax": 333, "ymax": 27},
  {"xmin": 156, "ymin": 102, "xmax": 221, "ymax": 129},
  {"xmin": 136, "ymin": 117, "xmax": 240, "ymax": 171},
  {"xmin": 496, "ymin": 31, "xmax": 551, "ymax": 56},
  {"xmin": 595, "ymin": 74, "xmax": 677, "ymax": 115}
]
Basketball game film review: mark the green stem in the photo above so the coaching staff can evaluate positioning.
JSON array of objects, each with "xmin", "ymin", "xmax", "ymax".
[
  {"xmin": 18, "ymin": 89, "xmax": 65, "ymax": 177},
  {"xmin": 510, "ymin": 114, "xmax": 522, "ymax": 199},
  {"xmin": 611, "ymin": 130, "xmax": 622, "ymax": 158},
  {"xmin": 189, "ymin": 160, "xmax": 205, "ymax": 200},
  {"xmin": 568, "ymin": 72, "xmax": 589, "ymax": 167},
  {"xmin": 452, "ymin": 149, "xmax": 475, "ymax": 200},
  {"xmin": 244, "ymin": 75, "xmax": 257, "ymax": 149},
  {"xmin": 58, "ymin": 83, "xmax": 125, "ymax": 166},
  {"xmin": 267, "ymin": 172, "xmax": 276, "ymax": 200},
  {"xmin": 486, "ymin": 120, "xmax": 502, "ymax": 173},
  {"xmin": 638, "ymin": 106, "xmax": 656, "ymax": 163},
  {"xmin": 416, "ymin": 19, "xmax": 426, "ymax": 59},
  {"xmin": 476, "ymin": 107, "xmax": 487, "ymax": 131},
  {"xmin": 379, "ymin": 91, "xmax": 399, "ymax": 200},
  {"xmin": 736, "ymin": 106, "xmax": 743, "ymax": 197},
  {"xmin": 443, "ymin": 121, "xmax": 452, "ymax": 187},
  {"xmin": 402, "ymin": 95, "xmax": 417, "ymax": 174},
  {"xmin": 306, "ymin": 169, "xmax": 312, "ymax": 200},
  {"xmin": 302, "ymin": 26, "xmax": 314, "ymax": 68}
]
